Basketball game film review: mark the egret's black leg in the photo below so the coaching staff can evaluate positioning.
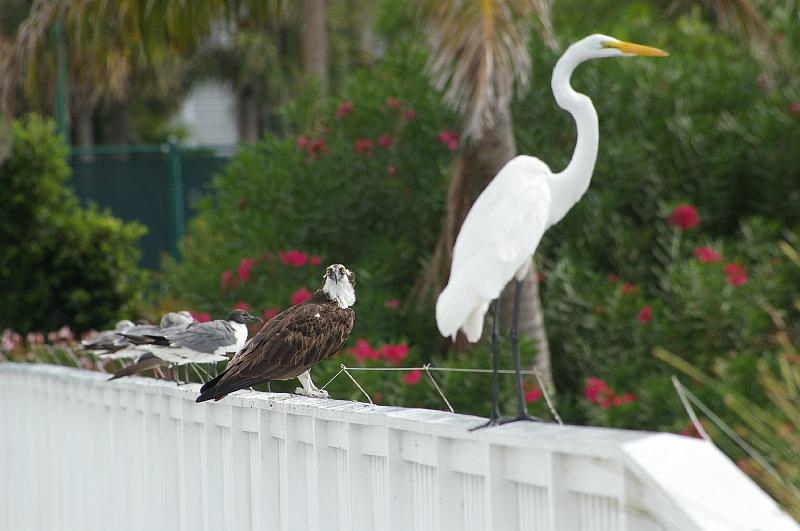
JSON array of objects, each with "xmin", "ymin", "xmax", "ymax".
[
  {"xmin": 470, "ymin": 298, "xmax": 503, "ymax": 430},
  {"xmin": 501, "ymin": 279, "xmax": 542, "ymax": 424}
]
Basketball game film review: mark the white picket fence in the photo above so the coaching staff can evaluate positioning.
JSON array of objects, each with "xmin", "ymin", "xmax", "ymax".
[{"xmin": 0, "ymin": 363, "xmax": 796, "ymax": 531}]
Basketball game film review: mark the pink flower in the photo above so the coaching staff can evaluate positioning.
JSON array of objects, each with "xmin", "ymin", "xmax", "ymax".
[
  {"xmin": 437, "ymin": 130, "xmax": 459, "ymax": 151},
  {"xmin": 190, "ymin": 311, "xmax": 211, "ymax": 323},
  {"xmin": 680, "ymin": 421, "xmax": 702, "ymax": 438},
  {"xmin": 373, "ymin": 392, "xmax": 383, "ymax": 403},
  {"xmin": 622, "ymin": 283, "xmax": 639, "ymax": 295},
  {"xmin": 262, "ymin": 308, "xmax": 280, "ymax": 320},
  {"xmin": 308, "ymin": 138, "xmax": 327, "ymax": 156},
  {"xmin": 386, "ymin": 97, "xmax": 400, "ymax": 109},
  {"xmin": 238, "ymin": 257, "xmax": 255, "ymax": 282},
  {"xmin": 354, "ymin": 139, "xmax": 374, "ymax": 155},
  {"xmin": 667, "ymin": 204, "xmax": 699, "ymax": 230},
  {"xmin": 291, "ymin": 287, "xmax": 312, "ymax": 305},
  {"xmin": 1, "ymin": 329, "xmax": 22, "ymax": 351},
  {"xmin": 694, "ymin": 247, "xmax": 722, "ymax": 263},
  {"xmin": 387, "ymin": 165, "xmax": 397, "ymax": 175},
  {"xmin": 788, "ymin": 102, "xmax": 800, "ymax": 115},
  {"xmin": 404, "ymin": 369, "xmax": 422, "ymax": 385},
  {"xmin": 48, "ymin": 325, "xmax": 74, "ymax": 343},
  {"xmin": 378, "ymin": 135, "xmax": 393, "ymax": 148},
  {"xmin": 309, "ymin": 255, "xmax": 322, "ymax": 266},
  {"xmin": 336, "ymin": 100, "xmax": 353, "ymax": 119},
  {"xmin": 350, "ymin": 338, "xmax": 376, "ymax": 363},
  {"xmin": 26, "ymin": 332, "xmax": 44, "ymax": 344},
  {"xmin": 296, "ymin": 136, "xmax": 309, "ymax": 149},
  {"xmin": 584, "ymin": 377, "xmax": 610, "ymax": 404},
  {"xmin": 607, "ymin": 274, "xmax": 619, "ymax": 284},
  {"xmin": 525, "ymin": 387, "xmax": 543, "ymax": 403},
  {"xmin": 402, "ymin": 108, "xmax": 416, "ymax": 121},
  {"xmin": 220, "ymin": 270, "xmax": 233, "ymax": 291},
  {"xmin": 612, "ymin": 396, "xmax": 623, "ymax": 406},
  {"xmin": 279, "ymin": 249, "xmax": 308, "ymax": 267},
  {"xmin": 724, "ymin": 262, "xmax": 748, "ymax": 286},
  {"xmin": 234, "ymin": 302, "xmax": 249, "ymax": 311},
  {"xmin": 638, "ymin": 306, "xmax": 652, "ymax": 324},
  {"xmin": 622, "ymin": 392, "xmax": 635, "ymax": 404},
  {"xmin": 384, "ymin": 299, "xmax": 401, "ymax": 309},
  {"xmin": 381, "ymin": 343, "xmax": 409, "ymax": 365}
]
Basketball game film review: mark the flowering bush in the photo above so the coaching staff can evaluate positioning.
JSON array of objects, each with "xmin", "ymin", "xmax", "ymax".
[
  {"xmin": 1, "ymin": 325, "xmax": 98, "ymax": 371},
  {"xmin": 157, "ymin": 45, "xmax": 465, "ymax": 405},
  {"xmin": 543, "ymin": 214, "xmax": 800, "ymax": 431}
]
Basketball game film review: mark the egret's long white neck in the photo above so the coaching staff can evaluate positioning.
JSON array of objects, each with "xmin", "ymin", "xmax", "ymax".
[{"xmin": 547, "ymin": 48, "xmax": 599, "ymax": 225}]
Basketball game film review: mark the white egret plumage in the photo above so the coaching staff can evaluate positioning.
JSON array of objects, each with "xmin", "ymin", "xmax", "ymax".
[{"xmin": 435, "ymin": 34, "xmax": 668, "ymax": 427}]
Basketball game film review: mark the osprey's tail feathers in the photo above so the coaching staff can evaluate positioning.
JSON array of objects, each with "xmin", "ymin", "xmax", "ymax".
[{"xmin": 196, "ymin": 370, "xmax": 265, "ymax": 403}]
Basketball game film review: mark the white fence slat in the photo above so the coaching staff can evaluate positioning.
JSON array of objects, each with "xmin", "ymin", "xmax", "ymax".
[{"xmin": 0, "ymin": 363, "xmax": 798, "ymax": 531}]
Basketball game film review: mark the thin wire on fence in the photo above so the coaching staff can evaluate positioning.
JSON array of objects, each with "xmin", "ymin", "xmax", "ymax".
[
  {"xmin": 321, "ymin": 363, "xmax": 563, "ymax": 423},
  {"xmin": 671, "ymin": 376, "xmax": 790, "ymax": 494}
]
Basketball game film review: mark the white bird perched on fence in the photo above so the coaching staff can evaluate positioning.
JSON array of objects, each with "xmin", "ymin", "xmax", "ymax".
[{"xmin": 435, "ymin": 34, "xmax": 668, "ymax": 428}]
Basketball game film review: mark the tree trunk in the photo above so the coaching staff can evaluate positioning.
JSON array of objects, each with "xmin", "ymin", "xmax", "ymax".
[
  {"xmin": 107, "ymin": 100, "xmax": 133, "ymax": 145},
  {"xmin": 237, "ymin": 84, "xmax": 259, "ymax": 143},
  {"xmin": 75, "ymin": 105, "xmax": 94, "ymax": 161},
  {"xmin": 301, "ymin": 0, "xmax": 328, "ymax": 91}
]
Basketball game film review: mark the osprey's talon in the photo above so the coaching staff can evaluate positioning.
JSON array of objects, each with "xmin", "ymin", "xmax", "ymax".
[{"xmin": 295, "ymin": 387, "xmax": 330, "ymax": 399}]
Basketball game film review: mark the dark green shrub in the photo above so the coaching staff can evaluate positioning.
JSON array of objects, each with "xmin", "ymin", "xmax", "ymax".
[{"xmin": 0, "ymin": 115, "xmax": 147, "ymax": 333}]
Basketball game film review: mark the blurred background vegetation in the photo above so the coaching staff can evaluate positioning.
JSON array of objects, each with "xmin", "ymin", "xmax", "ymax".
[{"xmin": 1, "ymin": 0, "xmax": 799, "ymax": 514}]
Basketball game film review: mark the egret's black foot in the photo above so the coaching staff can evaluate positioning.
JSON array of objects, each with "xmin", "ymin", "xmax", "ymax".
[
  {"xmin": 470, "ymin": 415, "xmax": 505, "ymax": 430},
  {"xmin": 499, "ymin": 414, "xmax": 544, "ymax": 425}
]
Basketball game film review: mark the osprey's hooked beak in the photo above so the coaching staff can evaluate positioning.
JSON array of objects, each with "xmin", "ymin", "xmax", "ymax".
[
  {"xmin": 604, "ymin": 40, "xmax": 669, "ymax": 57},
  {"xmin": 328, "ymin": 268, "xmax": 342, "ymax": 282}
]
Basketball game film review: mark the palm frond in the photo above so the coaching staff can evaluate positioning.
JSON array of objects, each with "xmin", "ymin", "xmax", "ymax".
[{"xmin": 418, "ymin": 0, "xmax": 554, "ymax": 140}]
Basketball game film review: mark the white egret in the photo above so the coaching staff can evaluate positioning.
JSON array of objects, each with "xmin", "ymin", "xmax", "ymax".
[{"xmin": 435, "ymin": 34, "xmax": 668, "ymax": 427}]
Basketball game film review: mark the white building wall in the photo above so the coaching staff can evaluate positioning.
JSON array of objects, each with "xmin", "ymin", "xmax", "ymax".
[
  {"xmin": 177, "ymin": 80, "xmax": 239, "ymax": 145},
  {"xmin": 0, "ymin": 363, "xmax": 796, "ymax": 531}
]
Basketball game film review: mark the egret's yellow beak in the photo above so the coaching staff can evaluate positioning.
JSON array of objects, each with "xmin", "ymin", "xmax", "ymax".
[{"xmin": 604, "ymin": 40, "xmax": 669, "ymax": 57}]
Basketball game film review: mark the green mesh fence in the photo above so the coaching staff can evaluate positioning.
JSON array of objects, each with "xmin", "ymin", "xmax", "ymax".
[{"xmin": 69, "ymin": 143, "xmax": 234, "ymax": 269}]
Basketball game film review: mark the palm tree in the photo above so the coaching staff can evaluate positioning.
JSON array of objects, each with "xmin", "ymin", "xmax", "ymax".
[
  {"xmin": 0, "ymin": 0, "xmax": 339, "ymax": 144},
  {"xmin": 415, "ymin": 0, "xmax": 557, "ymax": 389},
  {"xmin": 302, "ymin": 0, "xmax": 328, "ymax": 91}
]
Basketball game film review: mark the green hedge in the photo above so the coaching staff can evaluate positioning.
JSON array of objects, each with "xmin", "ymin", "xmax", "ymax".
[{"xmin": 0, "ymin": 115, "xmax": 147, "ymax": 333}]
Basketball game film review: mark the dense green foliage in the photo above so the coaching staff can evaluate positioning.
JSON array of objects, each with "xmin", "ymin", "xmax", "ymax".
[
  {"xmin": 159, "ymin": 2, "xmax": 799, "ymax": 429},
  {"xmin": 655, "ymin": 238, "xmax": 800, "ymax": 519},
  {"xmin": 0, "ymin": 115, "xmax": 147, "ymax": 333},
  {"xmin": 512, "ymin": 2, "xmax": 800, "ymax": 426}
]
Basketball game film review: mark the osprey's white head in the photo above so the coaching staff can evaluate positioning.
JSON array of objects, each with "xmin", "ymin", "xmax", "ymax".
[{"xmin": 322, "ymin": 263, "xmax": 356, "ymax": 309}]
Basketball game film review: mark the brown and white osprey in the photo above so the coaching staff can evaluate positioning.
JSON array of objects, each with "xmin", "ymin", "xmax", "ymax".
[{"xmin": 195, "ymin": 264, "xmax": 356, "ymax": 402}]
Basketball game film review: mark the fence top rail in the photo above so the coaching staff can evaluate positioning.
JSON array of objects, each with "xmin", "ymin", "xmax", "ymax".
[
  {"xmin": 1, "ymin": 361, "xmax": 645, "ymax": 452},
  {"xmin": 2, "ymin": 362, "xmax": 797, "ymax": 531}
]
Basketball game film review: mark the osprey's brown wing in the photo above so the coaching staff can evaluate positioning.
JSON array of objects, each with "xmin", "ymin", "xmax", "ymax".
[{"xmin": 196, "ymin": 303, "xmax": 354, "ymax": 402}]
